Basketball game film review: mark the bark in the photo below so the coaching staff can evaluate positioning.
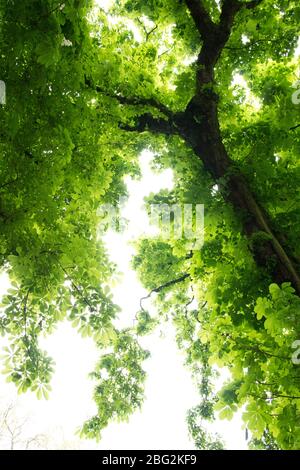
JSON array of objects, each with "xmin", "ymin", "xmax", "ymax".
[{"xmin": 178, "ymin": 0, "xmax": 300, "ymax": 293}]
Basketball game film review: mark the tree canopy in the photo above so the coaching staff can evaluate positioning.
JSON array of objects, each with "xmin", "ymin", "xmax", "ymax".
[{"xmin": 0, "ymin": 0, "xmax": 300, "ymax": 450}]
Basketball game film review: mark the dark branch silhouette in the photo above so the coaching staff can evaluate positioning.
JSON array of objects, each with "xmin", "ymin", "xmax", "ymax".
[
  {"xmin": 140, "ymin": 273, "xmax": 190, "ymax": 310},
  {"xmin": 119, "ymin": 113, "xmax": 177, "ymax": 136},
  {"xmin": 85, "ymin": 77, "xmax": 173, "ymax": 119}
]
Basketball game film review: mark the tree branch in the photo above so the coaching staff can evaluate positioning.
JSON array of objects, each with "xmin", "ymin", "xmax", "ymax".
[
  {"xmin": 85, "ymin": 78, "xmax": 177, "ymax": 136},
  {"xmin": 0, "ymin": 177, "xmax": 19, "ymax": 192},
  {"xmin": 184, "ymin": 0, "xmax": 216, "ymax": 39},
  {"xmin": 290, "ymin": 124, "xmax": 300, "ymax": 131},
  {"xmin": 187, "ymin": 0, "xmax": 264, "ymax": 86},
  {"xmin": 269, "ymin": 394, "xmax": 300, "ymax": 400},
  {"xmin": 85, "ymin": 77, "xmax": 173, "ymax": 119},
  {"xmin": 140, "ymin": 273, "xmax": 190, "ymax": 310},
  {"xmin": 56, "ymin": 259, "xmax": 96, "ymax": 312},
  {"xmin": 119, "ymin": 113, "xmax": 177, "ymax": 136},
  {"xmin": 184, "ymin": 295, "xmax": 195, "ymax": 318},
  {"xmin": 137, "ymin": 19, "xmax": 158, "ymax": 41},
  {"xmin": 243, "ymin": 0, "xmax": 263, "ymax": 9},
  {"xmin": 219, "ymin": 0, "xmax": 263, "ymax": 34},
  {"xmin": 223, "ymin": 333, "xmax": 291, "ymax": 361},
  {"xmin": 110, "ymin": 93, "xmax": 173, "ymax": 118},
  {"xmin": 158, "ymin": 46, "xmax": 174, "ymax": 59},
  {"xmin": 220, "ymin": 0, "xmax": 244, "ymax": 32},
  {"xmin": 221, "ymin": 0, "xmax": 263, "ymax": 18},
  {"xmin": 185, "ymin": 0, "xmax": 263, "ymax": 41},
  {"xmin": 23, "ymin": 290, "xmax": 30, "ymax": 341},
  {"xmin": 224, "ymin": 36, "xmax": 284, "ymax": 51}
]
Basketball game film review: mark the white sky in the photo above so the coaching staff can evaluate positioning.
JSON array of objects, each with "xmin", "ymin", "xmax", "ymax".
[{"xmin": 0, "ymin": 151, "xmax": 247, "ymax": 450}]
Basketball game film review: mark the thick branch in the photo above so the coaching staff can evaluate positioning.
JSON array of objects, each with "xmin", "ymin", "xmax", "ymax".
[
  {"xmin": 119, "ymin": 113, "xmax": 177, "ymax": 136},
  {"xmin": 111, "ymin": 93, "xmax": 173, "ymax": 119},
  {"xmin": 85, "ymin": 77, "xmax": 173, "ymax": 119},
  {"xmin": 189, "ymin": 0, "xmax": 264, "ymax": 85},
  {"xmin": 184, "ymin": 0, "xmax": 216, "ymax": 39},
  {"xmin": 218, "ymin": 0, "xmax": 264, "ymax": 41},
  {"xmin": 220, "ymin": 0, "xmax": 263, "ymax": 27},
  {"xmin": 220, "ymin": 0, "xmax": 244, "ymax": 33},
  {"xmin": 85, "ymin": 77, "xmax": 176, "ymax": 135},
  {"xmin": 243, "ymin": 0, "xmax": 263, "ymax": 9}
]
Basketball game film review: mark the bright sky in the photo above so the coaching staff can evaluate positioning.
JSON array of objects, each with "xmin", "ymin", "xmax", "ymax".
[{"xmin": 0, "ymin": 151, "xmax": 247, "ymax": 450}]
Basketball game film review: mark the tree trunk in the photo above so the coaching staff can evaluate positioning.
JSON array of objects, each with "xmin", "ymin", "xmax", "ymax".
[
  {"xmin": 169, "ymin": 0, "xmax": 300, "ymax": 294},
  {"xmin": 175, "ymin": 89, "xmax": 300, "ymax": 294}
]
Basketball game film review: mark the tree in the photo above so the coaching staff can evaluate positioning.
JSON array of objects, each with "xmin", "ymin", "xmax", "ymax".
[
  {"xmin": 0, "ymin": 400, "xmax": 87, "ymax": 449},
  {"xmin": 0, "ymin": 0, "xmax": 300, "ymax": 449},
  {"xmin": 0, "ymin": 401, "xmax": 47, "ymax": 449}
]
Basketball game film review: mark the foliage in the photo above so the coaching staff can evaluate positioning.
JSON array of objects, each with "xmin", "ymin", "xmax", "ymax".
[
  {"xmin": 82, "ymin": 330, "xmax": 150, "ymax": 440},
  {"xmin": 249, "ymin": 429, "xmax": 280, "ymax": 450},
  {"xmin": 0, "ymin": 0, "xmax": 300, "ymax": 449}
]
